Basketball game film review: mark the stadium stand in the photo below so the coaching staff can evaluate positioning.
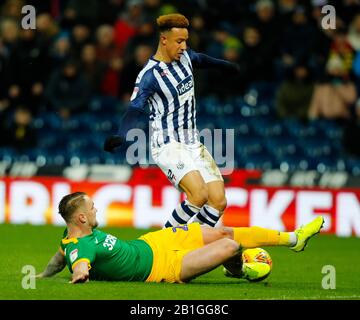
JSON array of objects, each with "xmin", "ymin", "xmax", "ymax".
[{"xmin": 0, "ymin": 0, "xmax": 360, "ymax": 175}]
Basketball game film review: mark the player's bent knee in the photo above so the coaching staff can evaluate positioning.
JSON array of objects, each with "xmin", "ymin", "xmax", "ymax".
[
  {"xmin": 220, "ymin": 238, "xmax": 240, "ymax": 258},
  {"xmin": 188, "ymin": 185, "xmax": 208, "ymax": 207},
  {"xmin": 208, "ymin": 195, "xmax": 227, "ymax": 212},
  {"xmin": 217, "ymin": 196, "xmax": 227, "ymax": 212}
]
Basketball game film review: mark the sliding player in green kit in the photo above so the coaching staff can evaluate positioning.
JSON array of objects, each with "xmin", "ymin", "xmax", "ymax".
[{"xmin": 37, "ymin": 192, "xmax": 324, "ymax": 284}]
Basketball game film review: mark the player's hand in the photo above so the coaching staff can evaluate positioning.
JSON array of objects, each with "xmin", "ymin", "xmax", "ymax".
[
  {"xmin": 70, "ymin": 273, "xmax": 89, "ymax": 284},
  {"xmin": 104, "ymin": 135, "xmax": 124, "ymax": 153}
]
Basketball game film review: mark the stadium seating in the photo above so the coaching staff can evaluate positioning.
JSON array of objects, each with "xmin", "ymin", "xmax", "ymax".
[{"xmin": 10, "ymin": 83, "xmax": 355, "ymax": 174}]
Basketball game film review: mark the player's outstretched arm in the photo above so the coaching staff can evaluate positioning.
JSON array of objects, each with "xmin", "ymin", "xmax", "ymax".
[
  {"xmin": 37, "ymin": 250, "xmax": 66, "ymax": 278},
  {"xmin": 188, "ymin": 49, "xmax": 241, "ymax": 74},
  {"xmin": 71, "ymin": 261, "xmax": 89, "ymax": 284}
]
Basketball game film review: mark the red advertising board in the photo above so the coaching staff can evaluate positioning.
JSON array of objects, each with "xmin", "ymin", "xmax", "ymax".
[{"xmin": 1, "ymin": 168, "xmax": 360, "ymax": 237}]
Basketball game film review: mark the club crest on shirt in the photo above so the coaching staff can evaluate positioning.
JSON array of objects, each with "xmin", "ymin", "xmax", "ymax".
[
  {"xmin": 177, "ymin": 161, "xmax": 185, "ymax": 170},
  {"xmin": 70, "ymin": 249, "xmax": 78, "ymax": 263}
]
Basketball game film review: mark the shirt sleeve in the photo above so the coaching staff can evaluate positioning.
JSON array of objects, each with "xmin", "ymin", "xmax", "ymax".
[
  {"xmin": 59, "ymin": 228, "xmax": 68, "ymax": 255},
  {"xmin": 65, "ymin": 242, "xmax": 96, "ymax": 273},
  {"xmin": 129, "ymin": 69, "xmax": 156, "ymax": 112},
  {"xmin": 186, "ymin": 48, "xmax": 237, "ymax": 70},
  {"xmin": 116, "ymin": 69, "xmax": 155, "ymax": 139}
]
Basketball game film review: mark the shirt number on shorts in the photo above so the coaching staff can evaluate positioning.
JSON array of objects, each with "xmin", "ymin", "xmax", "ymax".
[{"xmin": 172, "ymin": 225, "xmax": 189, "ymax": 233}]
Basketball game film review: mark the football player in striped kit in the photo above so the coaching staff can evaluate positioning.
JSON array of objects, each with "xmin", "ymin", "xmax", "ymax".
[{"xmin": 104, "ymin": 14, "xmax": 240, "ymax": 228}]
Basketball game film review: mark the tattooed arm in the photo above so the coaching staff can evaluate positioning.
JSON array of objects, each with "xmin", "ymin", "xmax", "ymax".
[{"xmin": 37, "ymin": 250, "xmax": 66, "ymax": 278}]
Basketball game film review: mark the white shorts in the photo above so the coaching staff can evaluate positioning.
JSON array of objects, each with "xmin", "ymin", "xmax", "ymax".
[{"xmin": 151, "ymin": 141, "xmax": 223, "ymax": 190}]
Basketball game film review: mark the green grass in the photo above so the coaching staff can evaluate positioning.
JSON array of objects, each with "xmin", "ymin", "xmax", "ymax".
[{"xmin": 1, "ymin": 224, "xmax": 360, "ymax": 300}]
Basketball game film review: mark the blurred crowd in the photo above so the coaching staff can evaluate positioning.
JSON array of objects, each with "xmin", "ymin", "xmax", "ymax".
[{"xmin": 1, "ymin": 0, "xmax": 360, "ymax": 156}]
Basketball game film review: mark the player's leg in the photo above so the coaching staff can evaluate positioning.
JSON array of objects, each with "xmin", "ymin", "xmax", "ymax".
[
  {"xmin": 200, "ymin": 225, "xmax": 296, "ymax": 247},
  {"xmin": 164, "ymin": 170, "xmax": 209, "ymax": 227},
  {"xmin": 152, "ymin": 141, "xmax": 209, "ymax": 228},
  {"xmin": 191, "ymin": 180, "xmax": 226, "ymax": 227},
  {"xmin": 199, "ymin": 215, "xmax": 325, "ymax": 251},
  {"xmin": 189, "ymin": 143, "xmax": 226, "ymax": 227},
  {"xmin": 180, "ymin": 237, "xmax": 240, "ymax": 282}
]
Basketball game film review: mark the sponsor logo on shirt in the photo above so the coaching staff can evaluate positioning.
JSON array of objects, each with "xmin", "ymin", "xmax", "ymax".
[
  {"xmin": 167, "ymin": 169, "xmax": 176, "ymax": 182},
  {"xmin": 177, "ymin": 76, "xmax": 193, "ymax": 96},
  {"xmin": 70, "ymin": 249, "xmax": 78, "ymax": 263}
]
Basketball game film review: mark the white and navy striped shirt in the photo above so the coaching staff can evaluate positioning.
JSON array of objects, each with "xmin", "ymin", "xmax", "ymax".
[
  {"xmin": 126, "ymin": 48, "xmax": 236, "ymax": 148},
  {"xmin": 129, "ymin": 49, "xmax": 199, "ymax": 148}
]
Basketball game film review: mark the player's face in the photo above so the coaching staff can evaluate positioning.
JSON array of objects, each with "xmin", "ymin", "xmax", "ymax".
[
  {"xmin": 83, "ymin": 196, "xmax": 98, "ymax": 228},
  {"xmin": 164, "ymin": 28, "xmax": 188, "ymax": 61}
]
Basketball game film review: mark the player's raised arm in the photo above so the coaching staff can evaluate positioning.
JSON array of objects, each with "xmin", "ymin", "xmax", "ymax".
[
  {"xmin": 37, "ymin": 249, "xmax": 66, "ymax": 278},
  {"xmin": 187, "ymin": 48, "xmax": 241, "ymax": 74},
  {"xmin": 71, "ymin": 261, "xmax": 90, "ymax": 284}
]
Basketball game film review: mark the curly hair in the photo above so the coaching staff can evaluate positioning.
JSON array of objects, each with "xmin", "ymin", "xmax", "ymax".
[{"xmin": 156, "ymin": 13, "xmax": 189, "ymax": 32}]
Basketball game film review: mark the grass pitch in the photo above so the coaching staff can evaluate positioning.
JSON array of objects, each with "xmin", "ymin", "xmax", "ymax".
[{"xmin": 1, "ymin": 224, "xmax": 360, "ymax": 300}]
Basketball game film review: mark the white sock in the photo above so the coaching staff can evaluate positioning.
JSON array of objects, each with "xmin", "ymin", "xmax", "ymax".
[
  {"xmin": 191, "ymin": 204, "xmax": 220, "ymax": 227},
  {"xmin": 164, "ymin": 200, "xmax": 201, "ymax": 228},
  {"xmin": 289, "ymin": 232, "xmax": 297, "ymax": 246}
]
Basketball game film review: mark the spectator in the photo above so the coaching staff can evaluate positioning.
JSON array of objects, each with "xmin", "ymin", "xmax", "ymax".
[
  {"xmin": 0, "ymin": 18, "xmax": 19, "ymax": 54},
  {"xmin": 5, "ymin": 29, "xmax": 50, "ymax": 113},
  {"xmin": 118, "ymin": 44, "xmax": 153, "ymax": 100},
  {"xmin": 309, "ymin": 27, "xmax": 357, "ymax": 121},
  {"xmin": 188, "ymin": 14, "xmax": 210, "ymax": 52},
  {"xmin": 253, "ymin": 0, "xmax": 280, "ymax": 56},
  {"xmin": 80, "ymin": 43, "xmax": 106, "ymax": 94},
  {"xmin": 62, "ymin": 0, "xmax": 101, "ymax": 29},
  {"xmin": 113, "ymin": 0, "xmax": 144, "ymax": 52},
  {"xmin": 348, "ymin": 14, "xmax": 360, "ymax": 51},
  {"xmin": 276, "ymin": 62, "xmax": 315, "ymax": 120},
  {"xmin": 0, "ymin": 0, "xmax": 24, "ymax": 20},
  {"xmin": 143, "ymin": 0, "xmax": 162, "ymax": 22},
  {"xmin": 309, "ymin": 82, "xmax": 357, "ymax": 119},
  {"xmin": 238, "ymin": 25, "xmax": 274, "ymax": 85},
  {"xmin": 95, "ymin": 24, "xmax": 123, "ymax": 97},
  {"xmin": 36, "ymin": 13, "xmax": 60, "ymax": 47},
  {"xmin": 95, "ymin": 24, "xmax": 122, "ymax": 63},
  {"xmin": 49, "ymin": 32, "xmax": 72, "ymax": 67},
  {"xmin": 348, "ymin": 14, "xmax": 360, "ymax": 95},
  {"xmin": 279, "ymin": 6, "xmax": 316, "ymax": 72},
  {"xmin": 45, "ymin": 59, "xmax": 91, "ymax": 119},
  {"xmin": 206, "ymin": 23, "xmax": 241, "ymax": 59},
  {"xmin": 1, "ymin": 106, "xmax": 36, "ymax": 151},
  {"xmin": 206, "ymin": 24, "xmax": 243, "ymax": 96},
  {"xmin": 98, "ymin": 0, "xmax": 126, "ymax": 25},
  {"xmin": 70, "ymin": 22, "xmax": 92, "ymax": 59},
  {"xmin": 309, "ymin": 1, "xmax": 334, "ymax": 80},
  {"xmin": 337, "ymin": 0, "xmax": 360, "ymax": 26},
  {"xmin": 277, "ymin": 0, "xmax": 298, "ymax": 17},
  {"xmin": 124, "ymin": 18, "xmax": 157, "ymax": 61}
]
